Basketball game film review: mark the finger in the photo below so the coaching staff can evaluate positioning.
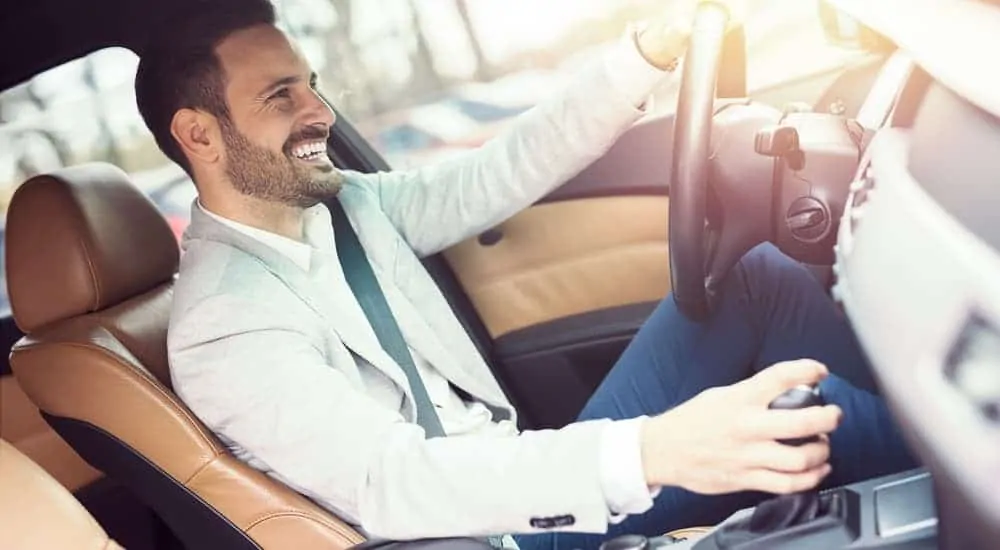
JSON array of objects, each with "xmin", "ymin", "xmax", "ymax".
[
  {"xmin": 740, "ymin": 464, "xmax": 832, "ymax": 494},
  {"xmin": 741, "ymin": 440, "xmax": 830, "ymax": 474},
  {"xmin": 738, "ymin": 405, "xmax": 842, "ymax": 441},
  {"xmin": 738, "ymin": 360, "xmax": 829, "ymax": 405}
]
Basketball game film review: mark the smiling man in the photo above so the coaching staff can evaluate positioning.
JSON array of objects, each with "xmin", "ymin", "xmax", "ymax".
[{"xmin": 137, "ymin": 1, "xmax": 914, "ymax": 548}]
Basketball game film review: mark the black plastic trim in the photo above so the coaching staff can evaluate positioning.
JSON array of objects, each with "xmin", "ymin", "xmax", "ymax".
[
  {"xmin": 495, "ymin": 302, "xmax": 659, "ymax": 359},
  {"xmin": 0, "ymin": 315, "xmax": 24, "ymax": 377},
  {"xmin": 493, "ymin": 302, "xmax": 659, "ymax": 429},
  {"xmin": 43, "ymin": 413, "xmax": 262, "ymax": 550},
  {"xmin": 76, "ymin": 476, "xmax": 181, "ymax": 550},
  {"xmin": 538, "ymin": 114, "xmax": 674, "ymax": 204}
]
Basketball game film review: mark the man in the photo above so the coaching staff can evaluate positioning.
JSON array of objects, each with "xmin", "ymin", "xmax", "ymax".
[{"xmin": 138, "ymin": 1, "xmax": 915, "ymax": 548}]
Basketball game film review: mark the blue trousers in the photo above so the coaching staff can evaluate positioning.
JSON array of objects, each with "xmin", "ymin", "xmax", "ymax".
[{"xmin": 515, "ymin": 244, "xmax": 917, "ymax": 550}]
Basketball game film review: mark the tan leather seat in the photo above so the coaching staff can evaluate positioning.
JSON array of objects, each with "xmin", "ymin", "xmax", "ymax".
[
  {"xmin": 5, "ymin": 163, "xmax": 364, "ymax": 549},
  {"xmin": 0, "ymin": 438, "xmax": 123, "ymax": 549}
]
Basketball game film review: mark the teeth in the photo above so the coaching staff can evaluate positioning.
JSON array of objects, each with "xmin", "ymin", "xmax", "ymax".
[{"xmin": 292, "ymin": 141, "xmax": 326, "ymax": 160}]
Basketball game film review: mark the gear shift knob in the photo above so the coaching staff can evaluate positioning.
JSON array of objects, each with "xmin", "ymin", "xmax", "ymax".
[{"xmin": 768, "ymin": 384, "xmax": 825, "ymax": 446}]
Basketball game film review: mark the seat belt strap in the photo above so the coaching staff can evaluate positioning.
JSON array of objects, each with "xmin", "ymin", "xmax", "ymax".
[{"xmin": 327, "ymin": 198, "xmax": 446, "ymax": 438}]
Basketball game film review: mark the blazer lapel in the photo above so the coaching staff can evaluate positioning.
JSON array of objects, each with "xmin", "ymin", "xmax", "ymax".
[
  {"xmin": 375, "ymin": 273, "xmax": 507, "ymax": 408},
  {"xmin": 184, "ymin": 205, "xmax": 413, "ymax": 395},
  {"xmin": 328, "ymin": 197, "xmax": 508, "ymax": 408}
]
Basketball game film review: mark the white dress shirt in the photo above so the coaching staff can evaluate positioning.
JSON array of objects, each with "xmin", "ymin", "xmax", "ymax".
[{"xmin": 200, "ymin": 202, "xmax": 658, "ymax": 522}]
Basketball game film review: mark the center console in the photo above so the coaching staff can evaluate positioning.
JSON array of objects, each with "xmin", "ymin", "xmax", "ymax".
[
  {"xmin": 602, "ymin": 469, "xmax": 938, "ymax": 550},
  {"xmin": 600, "ymin": 386, "xmax": 940, "ymax": 550}
]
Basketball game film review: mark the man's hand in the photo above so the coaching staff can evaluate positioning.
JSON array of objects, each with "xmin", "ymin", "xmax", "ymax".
[
  {"xmin": 640, "ymin": 360, "xmax": 842, "ymax": 494},
  {"xmin": 634, "ymin": 10, "xmax": 693, "ymax": 71}
]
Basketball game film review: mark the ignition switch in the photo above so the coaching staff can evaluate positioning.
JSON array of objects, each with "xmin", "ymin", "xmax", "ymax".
[{"xmin": 786, "ymin": 197, "xmax": 830, "ymax": 242}]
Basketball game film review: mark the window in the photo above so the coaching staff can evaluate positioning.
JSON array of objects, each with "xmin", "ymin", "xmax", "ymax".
[{"xmin": 0, "ymin": 0, "xmax": 867, "ymax": 315}]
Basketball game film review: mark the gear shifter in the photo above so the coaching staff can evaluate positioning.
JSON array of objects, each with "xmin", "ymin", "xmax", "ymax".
[
  {"xmin": 767, "ymin": 384, "xmax": 824, "ymax": 445},
  {"xmin": 695, "ymin": 384, "xmax": 858, "ymax": 549}
]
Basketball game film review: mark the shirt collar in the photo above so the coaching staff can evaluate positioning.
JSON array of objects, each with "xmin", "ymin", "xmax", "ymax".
[{"xmin": 197, "ymin": 200, "xmax": 314, "ymax": 271}]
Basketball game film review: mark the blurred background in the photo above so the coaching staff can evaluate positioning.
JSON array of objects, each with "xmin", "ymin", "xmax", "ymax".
[{"xmin": 0, "ymin": 0, "xmax": 867, "ymax": 312}]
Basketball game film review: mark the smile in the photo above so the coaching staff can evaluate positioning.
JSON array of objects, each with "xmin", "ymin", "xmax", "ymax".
[{"xmin": 290, "ymin": 140, "xmax": 328, "ymax": 162}]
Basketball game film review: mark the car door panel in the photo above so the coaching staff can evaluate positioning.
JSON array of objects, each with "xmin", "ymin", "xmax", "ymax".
[
  {"xmin": 442, "ymin": 195, "xmax": 670, "ymax": 339},
  {"xmin": 440, "ymin": 114, "xmax": 675, "ymax": 429},
  {"xmin": 538, "ymin": 115, "xmax": 673, "ymax": 203},
  {"xmin": 493, "ymin": 301, "xmax": 659, "ymax": 429}
]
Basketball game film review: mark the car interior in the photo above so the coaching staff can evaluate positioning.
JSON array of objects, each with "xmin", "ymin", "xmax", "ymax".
[
  {"xmin": 0, "ymin": 0, "xmax": 996, "ymax": 549},
  {"xmin": 0, "ymin": 438, "xmax": 123, "ymax": 549}
]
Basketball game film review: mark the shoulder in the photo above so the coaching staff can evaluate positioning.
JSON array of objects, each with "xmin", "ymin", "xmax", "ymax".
[{"xmin": 170, "ymin": 238, "xmax": 302, "ymax": 330}]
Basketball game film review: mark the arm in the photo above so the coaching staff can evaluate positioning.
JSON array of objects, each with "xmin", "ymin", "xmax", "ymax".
[
  {"xmin": 170, "ymin": 294, "xmax": 618, "ymax": 540},
  {"xmin": 350, "ymin": 33, "xmax": 673, "ymax": 257}
]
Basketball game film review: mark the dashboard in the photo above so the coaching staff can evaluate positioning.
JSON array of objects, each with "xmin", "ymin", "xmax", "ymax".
[{"xmin": 830, "ymin": 38, "xmax": 1000, "ymax": 549}]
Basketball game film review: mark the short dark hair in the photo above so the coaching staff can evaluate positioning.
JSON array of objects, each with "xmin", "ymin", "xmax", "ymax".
[{"xmin": 135, "ymin": 0, "xmax": 277, "ymax": 174}]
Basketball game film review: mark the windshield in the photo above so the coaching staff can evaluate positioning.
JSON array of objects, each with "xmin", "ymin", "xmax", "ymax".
[{"xmin": 0, "ymin": 0, "xmax": 869, "ymax": 314}]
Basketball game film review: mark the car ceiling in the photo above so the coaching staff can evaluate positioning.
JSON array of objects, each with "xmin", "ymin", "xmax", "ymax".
[{"xmin": 0, "ymin": 0, "xmax": 251, "ymax": 91}]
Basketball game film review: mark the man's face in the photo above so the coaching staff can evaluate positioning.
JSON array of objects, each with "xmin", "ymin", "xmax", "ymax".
[{"xmin": 213, "ymin": 24, "xmax": 342, "ymax": 208}]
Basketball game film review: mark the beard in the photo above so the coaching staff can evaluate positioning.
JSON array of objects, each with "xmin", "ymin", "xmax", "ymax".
[{"xmin": 220, "ymin": 117, "xmax": 344, "ymax": 208}]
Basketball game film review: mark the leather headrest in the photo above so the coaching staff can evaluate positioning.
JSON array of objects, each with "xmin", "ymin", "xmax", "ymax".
[{"xmin": 6, "ymin": 163, "xmax": 180, "ymax": 333}]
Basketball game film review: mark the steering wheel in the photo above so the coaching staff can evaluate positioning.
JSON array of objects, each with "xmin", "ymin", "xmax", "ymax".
[{"xmin": 669, "ymin": 2, "xmax": 733, "ymax": 321}]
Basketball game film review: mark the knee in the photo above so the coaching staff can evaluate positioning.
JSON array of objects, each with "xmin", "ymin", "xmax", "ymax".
[{"xmin": 737, "ymin": 243, "xmax": 813, "ymax": 299}]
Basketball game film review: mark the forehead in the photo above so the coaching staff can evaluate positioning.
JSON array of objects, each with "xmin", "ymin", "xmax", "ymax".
[{"xmin": 214, "ymin": 24, "xmax": 309, "ymax": 96}]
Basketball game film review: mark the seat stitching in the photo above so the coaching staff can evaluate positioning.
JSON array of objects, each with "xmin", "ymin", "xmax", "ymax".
[
  {"xmin": 245, "ymin": 510, "xmax": 364, "ymax": 543},
  {"xmin": 76, "ymin": 235, "xmax": 103, "ymax": 310},
  {"xmin": 14, "ymin": 341, "xmax": 223, "ymax": 453}
]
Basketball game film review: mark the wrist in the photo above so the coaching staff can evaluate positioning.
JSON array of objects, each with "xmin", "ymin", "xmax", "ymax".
[{"xmin": 640, "ymin": 414, "xmax": 675, "ymax": 487}]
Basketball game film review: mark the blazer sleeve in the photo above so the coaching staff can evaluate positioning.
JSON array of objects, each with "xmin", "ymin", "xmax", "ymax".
[
  {"xmin": 350, "ymin": 34, "xmax": 674, "ymax": 257},
  {"xmin": 169, "ymin": 293, "xmax": 620, "ymax": 540}
]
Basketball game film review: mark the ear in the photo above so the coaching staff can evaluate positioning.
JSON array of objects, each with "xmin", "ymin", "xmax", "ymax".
[{"xmin": 170, "ymin": 108, "xmax": 222, "ymax": 167}]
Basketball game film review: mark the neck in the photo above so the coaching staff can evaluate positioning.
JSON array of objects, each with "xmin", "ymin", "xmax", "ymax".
[{"xmin": 200, "ymin": 192, "xmax": 306, "ymax": 242}]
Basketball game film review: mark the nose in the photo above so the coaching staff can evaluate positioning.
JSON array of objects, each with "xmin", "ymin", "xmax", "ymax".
[{"xmin": 304, "ymin": 89, "xmax": 336, "ymax": 128}]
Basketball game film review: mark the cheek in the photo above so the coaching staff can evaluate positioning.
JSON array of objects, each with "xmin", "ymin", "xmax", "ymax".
[
  {"xmin": 262, "ymin": 124, "xmax": 295, "ymax": 155},
  {"xmin": 235, "ymin": 117, "xmax": 294, "ymax": 156}
]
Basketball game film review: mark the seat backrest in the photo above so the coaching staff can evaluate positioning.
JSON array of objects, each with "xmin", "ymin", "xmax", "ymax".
[
  {"xmin": 0, "ymin": 438, "xmax": 123, "ymax": 549},
  {"xmin": 5, "ymin": 163, "xmax": 364, "ymax": 550}
]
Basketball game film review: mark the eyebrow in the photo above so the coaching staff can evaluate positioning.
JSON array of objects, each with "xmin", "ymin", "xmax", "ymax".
[{"xmin": 257, "ymin": 72, "xmax": 318, "ymax": 97}]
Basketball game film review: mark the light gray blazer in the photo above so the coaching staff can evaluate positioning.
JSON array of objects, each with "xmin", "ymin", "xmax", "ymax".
[{"xmin": 168, "ymin": 38, "xmax": 670, "ymax": 540}]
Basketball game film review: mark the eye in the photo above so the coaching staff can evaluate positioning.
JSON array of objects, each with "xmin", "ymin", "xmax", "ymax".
[{"xmin": 268, "ymin": 87, "xmax": 291, "ymax": 101}]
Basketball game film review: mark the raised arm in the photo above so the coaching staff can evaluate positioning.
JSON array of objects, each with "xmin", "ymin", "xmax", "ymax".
[{"xmin": 348, "ymin": 28, "xmax": 682, "ymax": 257}]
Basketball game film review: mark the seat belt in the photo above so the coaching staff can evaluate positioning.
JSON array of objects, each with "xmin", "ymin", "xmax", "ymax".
[{"xmin": 327, "ymin": 198, "xmax": 446, "ymax": 438}]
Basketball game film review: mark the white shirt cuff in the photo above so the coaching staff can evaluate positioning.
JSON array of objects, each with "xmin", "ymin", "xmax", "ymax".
[
  {"xmin": 600, "ymin": 417, "xmax": 661, "ymax": 524},
  {"xmin": 602, "ymin": 26, "xmax": 676, "ymax": 111}
]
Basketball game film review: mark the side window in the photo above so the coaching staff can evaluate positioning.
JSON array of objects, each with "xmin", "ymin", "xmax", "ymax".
[
  {"xmin": 0, "ymin": 47, "xmax": 195, "ymax": 316},
  {"xmin": 0, "ymin": 0, "xmax": 872, "ymax": 316},
  {"xmin": 328, "ymin": 0, "xmax": 872, "ymax": 169}
]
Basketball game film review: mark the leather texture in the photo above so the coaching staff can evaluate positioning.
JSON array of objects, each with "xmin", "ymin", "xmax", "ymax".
[
  {"xmin": 5, "ymin": 163, "xmax": 180, "ymax": 333},
  {"xmin": 6, "ymin": 164, "xmax": 364, "ymax": 549},
  {"xmin": 442, "ymin": 196, "xmax": 671, "ymax": 337},
  {"xmin": 0, "ymin": 438, "xmax": 123, "ymax": 550},
  {"xmin": 664, "ymin": 526, "xmax": 712, "ymax": 540},
  {"xmin": 0, "ymin": 376, "xmax": 101, "ymax": 491}
]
